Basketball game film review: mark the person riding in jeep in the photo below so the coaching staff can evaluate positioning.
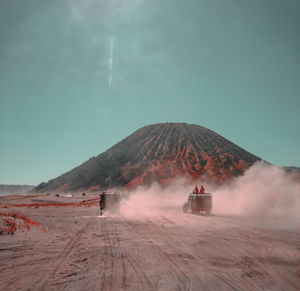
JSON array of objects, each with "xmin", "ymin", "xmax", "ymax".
[
  {"xmin": 192, "ymin": 186, "xmax": 199, "ymax": 194},
  {"xmin": 199, "ymin": 185, "xmax": 205, "ymax": 194}
]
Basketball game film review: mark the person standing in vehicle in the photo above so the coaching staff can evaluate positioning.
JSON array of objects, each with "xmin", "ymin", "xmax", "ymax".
[
  {"xmin": 192, "ymin": 185, "xmax": 199, "ymax": 194},
  {"xmin": 199, "ymin": 185, "xmax": 205, "ymax": 194}
]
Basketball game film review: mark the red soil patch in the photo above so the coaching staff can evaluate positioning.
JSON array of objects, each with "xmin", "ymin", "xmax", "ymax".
[
  {"xmin": 6, "ymin": 194, "xmax": 49, "ymax": 200},
  {"xmin": 0, "ymin": 212, "xmax": 46, "ymax": 235},
  {"xmin": 89, "ymin": 185, "xmax": 101, "ymax": 191},
  {"xmin": 0, "ymin": 198, "xmax": 99, "ymax": 209}
]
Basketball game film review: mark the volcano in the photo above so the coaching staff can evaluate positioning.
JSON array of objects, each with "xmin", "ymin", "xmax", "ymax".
[{"xmin": 34, "ymin": 123, "xmax": 261, "ymax": 192}]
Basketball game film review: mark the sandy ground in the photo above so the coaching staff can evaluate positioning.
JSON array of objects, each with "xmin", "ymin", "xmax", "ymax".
[{"xmin": 0, "ymin": 194, "xmax": 299, "ymax": 291}]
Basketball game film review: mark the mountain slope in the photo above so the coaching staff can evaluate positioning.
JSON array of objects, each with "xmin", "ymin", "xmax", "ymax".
[{"xmin": 34, "ymin": 123, "xmax": 261, "ymax": 192}]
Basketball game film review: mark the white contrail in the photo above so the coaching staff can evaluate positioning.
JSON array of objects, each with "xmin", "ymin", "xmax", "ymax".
[{"xmin": 108, "ymin": 36, "xmax": 114, "ymax": 88}]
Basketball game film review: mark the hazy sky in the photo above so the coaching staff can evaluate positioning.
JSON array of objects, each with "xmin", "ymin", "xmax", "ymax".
[{"xmin": 0, "ymin": 0, "xmax": 299, "ymax": 185}]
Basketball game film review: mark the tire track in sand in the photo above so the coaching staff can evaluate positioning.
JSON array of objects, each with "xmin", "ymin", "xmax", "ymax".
[
  {"xmin": 31, "ymin": 218, "xmax": 93, "ymax": 291},
  {"xmin": 157, "ymin": 214, "xmax": 295, "ymax": 290},
  {"xmin": 123, "ymin": 218, "xmax": 192, "ymax": 290},
  {"xmin": 127, "ymin": 215, "xmax": 264, "ymax": 290},
  {"xmin": 91, "ymin": 217, "xmax": 155, "ymax": 291}
]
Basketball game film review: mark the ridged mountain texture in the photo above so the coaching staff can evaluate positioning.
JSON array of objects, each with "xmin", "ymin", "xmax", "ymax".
[{"xmin": 35, "ymin": 123, "xmax": 261, "ymax": 192}]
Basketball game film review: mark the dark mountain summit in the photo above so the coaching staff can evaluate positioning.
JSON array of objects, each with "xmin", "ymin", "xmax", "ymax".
[{"xmin": 34, "ymin": 123, "xmax": 261, "ymax": 192}]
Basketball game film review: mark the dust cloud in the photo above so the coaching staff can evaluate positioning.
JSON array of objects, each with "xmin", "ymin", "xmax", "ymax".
[
  {"xmin": 119, "ymin": 161, "xmax": 299, "ymax": 221},
  {"xmin": 119, "ymin": 178, "xmax": 189, "ymax": 218},
  {"xmin": 213, "ymin": 161, "xmax": 300, "ymax": 220}
]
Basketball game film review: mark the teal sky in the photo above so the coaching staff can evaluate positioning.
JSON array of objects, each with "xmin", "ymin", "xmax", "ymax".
[{"xmin": 0, "ymin": 0, "xmax": 299, "ymax": 185}]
